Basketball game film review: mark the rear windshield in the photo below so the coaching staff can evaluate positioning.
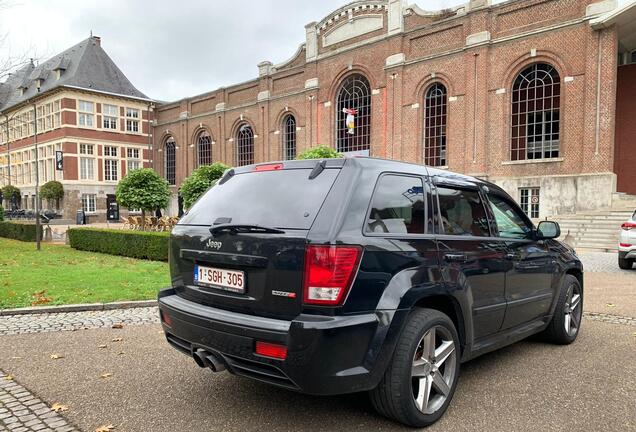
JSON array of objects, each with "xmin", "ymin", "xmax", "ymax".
[{"xmin": 179, "ymin": 168, "xmax": 340, "ymax": 229}]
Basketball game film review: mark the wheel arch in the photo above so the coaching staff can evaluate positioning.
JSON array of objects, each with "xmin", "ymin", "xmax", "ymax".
[{"xmin": 413, "ymin": 295, "xmax": 467, "ymax": 355}]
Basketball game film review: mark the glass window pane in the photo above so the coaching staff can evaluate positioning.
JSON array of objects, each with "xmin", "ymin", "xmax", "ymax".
[
  {"xmin": 366, "ymin": 175, "xmax": 426, "ymax": 234},
  {"xmin": 437, "ymin": 187, "xmax": 490, "ymax": 237}
]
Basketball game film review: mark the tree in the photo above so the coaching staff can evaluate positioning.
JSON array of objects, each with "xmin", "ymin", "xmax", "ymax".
[
  {"xmin": 39, "ymin": 180, "xmax": 64, "ymax": 209},
  {"xmin": 1, "ymin": 184, "xmax": 20, "ymax": 209},
  {"xmin": 115, "ymin": 169, "xmax": 171, "ymax": 230},
  {"xmin": 296, "ymin": 145, "xmax": 342, "ymax": 160},
  {"xmin": 180, "ymin": 162, "xmax": 229, "ymax": 209}
]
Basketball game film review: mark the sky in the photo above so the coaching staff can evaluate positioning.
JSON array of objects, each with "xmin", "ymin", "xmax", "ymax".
[
  {"xmin": 0, "ymin": 0, "xmax": 626, "ymax": 102},
  {"xmin": 0, "ymin": 0, "xmax": 477, "ymax": 101}
]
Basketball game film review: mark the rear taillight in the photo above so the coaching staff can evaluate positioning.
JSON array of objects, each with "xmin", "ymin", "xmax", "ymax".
[
  {"xmin": 620, "ymin": 243, "xmax": 632, "ymax": 248},
  {"xmin": 160, "ymin": 310, "xmax": 172, "ymax": 327},
  {"xmin": 621, "ymin": 222, "xmax": 636, "ymax": 231},
  {"xmin": 255, "ymin": 341, "xmax": 287, "ymax": 360},
  {"xmin": 303, "ymin": 245, "xmax": 362, "ymax": 306}
]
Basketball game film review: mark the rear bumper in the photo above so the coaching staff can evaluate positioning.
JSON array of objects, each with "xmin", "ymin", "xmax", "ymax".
[
  {"xmin": 619, "ymin": 250, "xmax": 636, "ymax": 260},
  {"xmin": 158, "ymin": 288, "xmax": 406, "ymax": 395}
]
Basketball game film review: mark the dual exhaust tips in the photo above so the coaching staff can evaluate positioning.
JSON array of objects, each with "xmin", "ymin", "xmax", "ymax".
[{"xmin": 193, "ymin": 349, "xmax": 227, "ymax": 372}]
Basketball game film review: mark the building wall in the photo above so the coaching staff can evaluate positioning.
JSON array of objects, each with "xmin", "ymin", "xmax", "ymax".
[
  {"xmin": 0, "ymin": 89, "xmax": 153, "ymax": 221},
  {"xmin": 153, "ymin": 0, "xmax": 621, "ymax": 218},
  {"xmin": 615, "ymin": 63, "xmax": 636, "ymax": 195}
]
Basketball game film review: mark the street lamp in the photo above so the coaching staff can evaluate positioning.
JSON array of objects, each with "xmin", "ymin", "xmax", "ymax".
[{"xmin": 33, "ymin": 84, "xmax": 41, "ymax": 251}]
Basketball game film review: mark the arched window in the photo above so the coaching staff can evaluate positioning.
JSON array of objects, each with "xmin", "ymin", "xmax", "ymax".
[
  {"xmin": 236, "ymin": 123, "xmax": 254, "ymax": 166},
  {"xmin": 282, "ymin": 114, "xmax": 296, "ymax": 160},
  {"xmin": 423, "ymin": 83, "xmax": 448, "ymax": 167},
  {"xmin": 165, "ymin": 137, "xmax": 176, "ymax": 185},
  {"xmin": 196, "ymin": 130, "xmax": 212, "ymax": 166},
  {"xmin": 336, "ymin": 74, "xmax": 371, "ymax": 154},
  {"xmin": 511, "ymin": 63, "xmax": 561, "ymax": 161}
]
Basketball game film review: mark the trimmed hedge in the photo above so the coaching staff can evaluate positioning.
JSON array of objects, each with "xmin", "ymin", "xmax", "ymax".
[
  {"xmin": 68, "ymin": 228, "xmax": 169, "ymax": 261},
  {"xmin": 0, "ymin": 221, "xmax": 41, "ymax": 242}
]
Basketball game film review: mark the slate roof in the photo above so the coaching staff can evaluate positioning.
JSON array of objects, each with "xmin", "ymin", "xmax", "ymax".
[{"xmin": 0, "ymin": 36, "xmax": 150, "ymax": 112}]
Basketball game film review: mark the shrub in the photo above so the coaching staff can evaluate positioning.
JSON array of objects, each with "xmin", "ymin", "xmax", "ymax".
[
  {"xmin": 0, "ymin": 221, "xmax": 41, "ymax": 242},
  {"xmin": 2, "ymin": 185, "xmax": 20, "ymax": 208},
  {"xmin": 116, "ymin": 169, "xmax": 171, "ymax": 230},
  {"xmin": 180, "ymin": 162, "xmax": 230, "ymax": 209},
  {"xmin": 0, "ymin": 205, "xmax": 3, "ymax": 222},
  {"xmin": 296, "ymin": 145, "xmax": 342, "ymax": 160},
  {"xmin": 68, "ymin": 228, "xmax": 169, "ymax": 261}
]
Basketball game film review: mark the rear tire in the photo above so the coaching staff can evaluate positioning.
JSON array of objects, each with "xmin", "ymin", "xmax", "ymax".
[
  {"xmin": 369, "ymin": 308, "xmax": 460, "ymax": 428},
  {"xmin": 543, "ymin": 275, "xmax": 583, "ymax": 344},
  {"xmin": 618, "ymin": 257, "xmax": 634, "ymax": 270}
]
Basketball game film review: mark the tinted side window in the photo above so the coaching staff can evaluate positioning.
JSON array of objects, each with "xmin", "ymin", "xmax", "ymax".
[
  {"xmin": 366, "ymin": 175, "xmax": 426, "ymax": 234},
  {"xmin": 487, "ymin": 194, "xmax": 532, "ymax": 239},
  {"xmin": 437, "ymin": 186, "xmax": 490, "ymax": 237}
]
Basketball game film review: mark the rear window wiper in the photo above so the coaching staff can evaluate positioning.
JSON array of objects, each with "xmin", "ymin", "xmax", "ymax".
[{"xmin": 209, "ymin": 224, "xmax": 286, "ymax": 236}]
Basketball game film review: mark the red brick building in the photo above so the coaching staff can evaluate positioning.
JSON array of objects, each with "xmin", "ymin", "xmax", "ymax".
[
  {"xmin": 0, "ymin": 36, "xmax": 153, "ymax": 222},
  {"xmin": 153, "ymin": 0, "xmax": 636, "ymax": 219}
]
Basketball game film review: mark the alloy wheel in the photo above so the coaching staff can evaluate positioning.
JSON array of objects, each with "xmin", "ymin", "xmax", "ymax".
[
  {"xmin": 411, "ymin": 325, "xmax": 457, "ymax": 415},
  {"xmin": 564, "ymin": 283, "xmax": 582, "ymax": 337}
]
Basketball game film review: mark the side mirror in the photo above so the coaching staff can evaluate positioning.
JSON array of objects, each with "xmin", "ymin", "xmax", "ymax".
[{"xmin": 537, "ymin": 221, "xmax": 560, "ymax": 240}]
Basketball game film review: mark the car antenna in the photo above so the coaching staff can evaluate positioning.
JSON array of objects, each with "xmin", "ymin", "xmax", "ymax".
[
  {"xmin": 218, "ymin": 168, "xmax": 235, "ymax": 185},
  {"xmin": 308, "ymin": 160, "xmax": 327, "ymax": 180}
]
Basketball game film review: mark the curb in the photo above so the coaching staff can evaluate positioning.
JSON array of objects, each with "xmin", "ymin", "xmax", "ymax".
[{"xmin": 0, "ymin": 300, "xmax": 158, "ymax": 316}]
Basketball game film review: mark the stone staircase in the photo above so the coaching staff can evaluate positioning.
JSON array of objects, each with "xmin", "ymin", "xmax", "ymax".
[{"xmin": 549, "ymin": 193, "xmax": 636, "ymax": 252}]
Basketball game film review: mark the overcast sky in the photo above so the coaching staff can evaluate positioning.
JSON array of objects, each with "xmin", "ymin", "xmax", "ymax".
[{"xmin": 0, "ymin": 0, "xmax": 624, "ymax": 102}]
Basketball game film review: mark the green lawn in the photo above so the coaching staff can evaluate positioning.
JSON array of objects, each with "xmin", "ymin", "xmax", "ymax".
[{"xmin": 0, "ymin": 238, "xmax": 170, "ymax": 309}]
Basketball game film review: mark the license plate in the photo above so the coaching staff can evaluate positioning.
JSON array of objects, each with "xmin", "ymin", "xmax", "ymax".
[{"xmin": 194, "ymin": 264, "xmax": 245, "ymax": 293}]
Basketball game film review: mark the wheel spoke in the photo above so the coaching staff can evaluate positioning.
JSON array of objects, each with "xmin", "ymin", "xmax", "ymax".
[
  {"xmin": 566, "ymin": 287, "xmax": 573, "ymax": 306},
  {"xmin": 422, "ymin": 329, "xmax": 436, "ymax": 360},
  {"xmin": 434, "ymin": 340, "xmax": 455, "ymax": 368},
  {"xmin": 412, "ymin": 359, "xmax": 428, "ymax": 378},
  {"xmin": 432, "ymin": 371, "xmax": 451, "ymax": 397},
  {"xmin": 415, "ymin": 376, "xmax": 432, "ymax": 411},
  {"xmin": 564, "ymin": 313, "xmax": 571, "ymax": 334},
  {"xmin": 570, "ymin": 310, "xmax": 580, "ymax": 329},
  {"xmin": 570, "ymin": 294, "xmax": 581, "ymax": 312}
]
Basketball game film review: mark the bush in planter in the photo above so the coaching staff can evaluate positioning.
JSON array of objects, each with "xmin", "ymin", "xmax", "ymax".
[
  {"xmin": 116, "ymin": 169, "xmax": 171, "ymax": 230},
  {"xmin": 0, "ymin": 221, "xmax": 41, "ymax": 241},
  {"xmin": 296, "ymin": 145, "xmax": 342, "ymax": 160},
  {"xmin": 40, "ymin": 180, "xmax": 64, "ymax": 210},
  {"xmin": 179, "ymin": 162, "xmax": 230, "ymax": 209},
  {"xmin": 1, "ymin": 185, "xmax": 20, "ymax": 209},
  {"xmin": 67, "ymin": 228, "xmax": 169, "ymax": 261}
]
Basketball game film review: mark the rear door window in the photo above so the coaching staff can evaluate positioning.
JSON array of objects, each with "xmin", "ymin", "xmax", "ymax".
[
  {"xmin": 437, "ymin": 186, "xmax": 490, "ymax": 237},
  {"xmin": 179, "ymin": 168, "xmax": 340, "ymax": 229},
  {"xmin": 366, "ymin": 174, "xmax": 427, "ymax": 234}
]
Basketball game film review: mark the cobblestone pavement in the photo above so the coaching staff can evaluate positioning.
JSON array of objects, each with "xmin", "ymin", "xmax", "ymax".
[
  {"xmin": 0, "ymin": 308, "xmax": 159, "ymax": 336},
  {"xmin": 577, "ymin": 250, "xmax": 636, "ymax": 273},
  {"xmin": 0, "ymin": 372, "xmax": 77, "ymax": 432}
]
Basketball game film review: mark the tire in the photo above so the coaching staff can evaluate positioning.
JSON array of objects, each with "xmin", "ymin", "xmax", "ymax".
[
  {"xmin": 369, "ymin": 308, "xmax": 460, "ymax": 428},
  {"xmin": 618, "ymin": 257, "xmax": 634, "ymax": 270},
  {"xmin": 542, "ymin": 275, "xmax": 583, "ymax": 344}
]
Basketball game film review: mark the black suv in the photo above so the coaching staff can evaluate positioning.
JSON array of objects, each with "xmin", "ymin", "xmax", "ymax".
[{"xmin": 159, "ymin": 157, "xmax": 583, "ymax": 427}]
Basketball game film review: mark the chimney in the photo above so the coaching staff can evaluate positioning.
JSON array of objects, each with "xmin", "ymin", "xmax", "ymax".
[{"xmin": 92, "ymin": 36, "xmax": 101, "ymax": 46}]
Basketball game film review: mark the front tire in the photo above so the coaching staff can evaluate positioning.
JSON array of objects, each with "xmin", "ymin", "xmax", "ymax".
[
  {"xmin": 618, "ymin": 257, "xmax": 633, "ymax": 270},
  {"xmin": 370, "ymin": 308, "xmax": 460, "ymax": 428},
  {"xmin": 543, "ymin": 274, "xmax": 583, "ymax": 344}
]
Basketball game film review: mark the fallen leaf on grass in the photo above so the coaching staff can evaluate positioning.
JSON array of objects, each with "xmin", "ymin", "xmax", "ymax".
[
  {"xmin": 606, "ymin": 303, "xmax": 617, "ymax": 308},
  {"xmin": 51, "ymin": 403, "xmax": 69, "ymax": 412},
  {"xmin": 31, "ymin": 290, "xmax": 52, "ymax": 306},
  {"xmin": 50, "ymin": 354, "xmax": 64, "ymax": 360},
  {"xmin": 111, "ymin": 337, "xmax": 123, "ymax": 342},
  {"xmin": 4, "ymin": 375, "xmax": 13, "ymax": 381},
  {"xmin": 117, "ymin": 352, "xmax": 125, "ymax": 356},
  {"xmin": 98, "ymin": 345, "xmax": 108, "ymax": 349},
  {"xmin": 95, "ymin": 424, "xmax": 115, "ymax": 432},
  {"xmin": 100, "ymin": 373, "xmax": 113, "ymax": 379},
  {"xmin": 111, "ymin": 324, "xmax": 124, "ymax": 329}
]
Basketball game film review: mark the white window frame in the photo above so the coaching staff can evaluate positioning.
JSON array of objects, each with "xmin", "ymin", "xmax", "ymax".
[
  {"xmin": 125, "ymin": 108, "xmax": 140, "ymax": 133},
  {"xmin": 81, "ymin": 194, "xmax": 96, "ymax": 213},
  {"xmin": 78, "ymin": 100, "xmax": 94, "ymax": 127},
  {"xmin": 80, "ymin": 157, "xmax": 95, "ymax": 180},
  {"xmin": 102, "ymin": 104, "xmax": 119, "ymax": 130},
  {"xmin": 104, "ymin": 158, "xmax": 118, "ymax": 181}
]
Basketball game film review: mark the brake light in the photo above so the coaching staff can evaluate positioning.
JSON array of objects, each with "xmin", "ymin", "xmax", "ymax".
[
  {"xmin": 253, "ymin": 163, "xmax": 283, "ymax": 172},
  {"xmin": 255, "ymin": 341, "xmax": 287, "ymax": 360},
  {"xmin": 160, "ymin": 310, "xmax": 172, "ymax": 327},
  {"xmin": 303, "ymin": 245, "xmax": 362, "ymax": 306},
  {"xmin": 621, "ymin": 222, "xmax": 636, "ymax": 230},
  {"xmin": 620, "ymin": 243, "xmax": 632, "ymax": 248}
]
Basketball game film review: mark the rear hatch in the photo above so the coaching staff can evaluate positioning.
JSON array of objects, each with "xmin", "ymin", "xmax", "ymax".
[{"xmin": 170, "ymin": 160, "xmax": 344, "ymax": 320}]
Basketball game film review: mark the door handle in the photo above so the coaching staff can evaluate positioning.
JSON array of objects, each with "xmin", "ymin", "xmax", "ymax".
[
  {"xmin": 505, "ymin": 252, "xmax": 517, "ymax": 260},
  {"xmin": 444, "ymin": 253, "xmax": 468, "ymax": 263}
]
